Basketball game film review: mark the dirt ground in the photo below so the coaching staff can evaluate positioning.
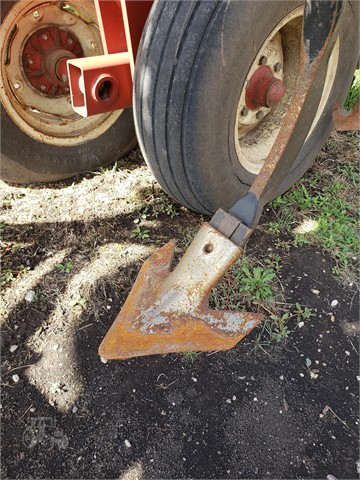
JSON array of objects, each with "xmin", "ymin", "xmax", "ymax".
[{"xmin": 1, "ymin": 136, "xmax": 359, "ymax": 479}]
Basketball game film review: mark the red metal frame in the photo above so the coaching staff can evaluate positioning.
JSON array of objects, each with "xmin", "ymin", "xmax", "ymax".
[{"xmin": 67, "ymin": 0, "xmax": 153, "ymax": 117}]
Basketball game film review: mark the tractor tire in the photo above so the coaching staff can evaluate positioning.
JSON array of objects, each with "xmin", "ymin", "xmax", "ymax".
[
  {"xmin": 134, "ymin": 0, "xmax": 359, "ymax": 214},
  {"xmin": 0, "ymin": 1, "xmax": 136, "ymax": 184}
]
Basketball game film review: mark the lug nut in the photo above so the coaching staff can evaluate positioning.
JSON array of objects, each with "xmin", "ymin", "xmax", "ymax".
[
  {"xmin": 40, "ymin": 85, "xmax": 46, "ymax": 91},
  {"xmin": 33, "ymin": 10, "xmax": 40, "ymax": 19},
  {"xmin": 256, "ymin": 110, "xmax": 264, "ymax": 120},
  {"xmin": 28, "ymin": 58, "xmax": 34, "ymax": 65},
  {"xmin": 259, "ymin": 56, "xmax": 267, "ymax": 66},
  {"xmin": 14, "ymin": 83, "xmax": 21, "ymax": 90},
  {"xmin": 42, "ymin": 34, "xmax": 48, "ymax": 40},
  {"xmin": 68, "ymin": 38, "xmax": 73, "ymax": 45},
  {"xmin": 274, "ymin": 62, "xmax": 283, "ymax": 73},
  {"xmin": 240, "ymin": 106, "xmax": 249, "ymax": 117}
]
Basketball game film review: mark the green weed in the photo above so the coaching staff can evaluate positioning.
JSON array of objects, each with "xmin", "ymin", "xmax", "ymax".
[
  {"xmin": 237, "ymin": 265, "xmax": 275, "ymax": 301},
  {"xmin": 130, "ymin": 226, "xmax": 150, "ymax": 240},
  {"xmin": 344, "ymin": 68, "xmax": 360, "ymax": 110},
  {"xmin": 56, "ymin": 261, "xmax": 74, "ymax": 274}
]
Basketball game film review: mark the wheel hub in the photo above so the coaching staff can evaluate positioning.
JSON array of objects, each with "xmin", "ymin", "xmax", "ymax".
[
  {"xmin": 245, "ymin": 66, "xmax": 285, "ymax": 109},
  {"xmin": 22, "ymin": 27, "xmax": 83, "ymax": 96}
]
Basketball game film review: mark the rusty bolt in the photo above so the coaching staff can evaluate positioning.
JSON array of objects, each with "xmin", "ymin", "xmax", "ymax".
[
  {"xmin": 274, "ymin": 62, "xmax": 283, "ymax": 73},
  {"xmin": 259, "ymin": 56, "xmax": 267, "ymax": 66},
  {"xmin": 42, "ymin": 34, "xmax": 48, "ymax": 41},
  {"xmin": 13, "ymin": 83, "xmax": 21, "ymax": 90},
  {"xmin": 33, "ymin": 10, "xmax": 40, "ymax": 19},
  {"xmin": 40, "ymin": 85, "xmax": 46, "ymax": 91},
  {"xmin": 240, "ymin": 107, "xmax": 249, "ymax": 117},
  {"xmin": 256, "ymin": 110, "xmax": 264, "ymax": 120}
]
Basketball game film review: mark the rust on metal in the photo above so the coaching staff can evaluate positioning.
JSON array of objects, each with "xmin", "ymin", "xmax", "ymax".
[
  {"xmin": 332, "ymin": 102, "xmax": 360, "ymax": 131},
  {"xmin": 99, "ymin": 225, "xmax": 264, "ymax": 359}
]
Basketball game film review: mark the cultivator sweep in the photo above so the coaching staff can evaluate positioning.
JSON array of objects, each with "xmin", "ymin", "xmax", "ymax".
[{"xmin": 99, "ymin": 1, "xmax": 358, "ymax": 359}]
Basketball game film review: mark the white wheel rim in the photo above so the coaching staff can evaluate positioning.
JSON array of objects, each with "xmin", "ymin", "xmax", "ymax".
[
  {"xmin": 235, "ymin": 6, "xmax": 339, "ymax": 175},
  {"xmin": 0, "ymin": 1, "xmax": 122, "ymax": 147}
]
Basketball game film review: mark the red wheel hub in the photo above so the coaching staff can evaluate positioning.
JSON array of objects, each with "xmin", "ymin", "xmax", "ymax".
[
  {"xmin": 245, "ymin": 66, "xmax": 285, "ymax": 110},
  {"xmin": 22, "ymin": 27, "xmax": 83, "ymax": 96}
]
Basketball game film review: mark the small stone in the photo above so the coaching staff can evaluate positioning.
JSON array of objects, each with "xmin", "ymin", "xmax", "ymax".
[
  {"xmin": 106, "ymin": 305, "xmax": 111, "ymax": 310},
  {"xmin": 72, "ymin": 406, "xmax": 78, "ymax": 413},
  {"xmin": 191, "ymin": 377, "xmax": 197, "ymax": 382},
  {"xmin": 345, "ymin": 350, "xmax": 350, "ymax": 356},
  {"xmin": 100, "ymin": 357, "xmax": 108, "ymax": 364},
  {"xmin": 311, "ymin": 289, "xmax": 320, "ymax": 295},
  {"xmin": 226, "ymin": 399, "xmax": 232, "ymax": 404},
  {"xmin": 305, "ymin": 358, "xmax": 312, "ymax": 367},
  {"xmin": 330, "ymin": 315, "xmax": 335, "ymax": 322},
  {"xmin": 253, "ymin": 397, "xmax": 258, "ymax": 402},
  {"xmin": 298, "ymin": 321, "xmax": 304, "ymax": 328},
  {"xmin": 52, "ymin": 344, "xmax": 59, "ymax": 350},
  {"xmin": 25, "ymin": 290, "xmax": 36, "ymax": 302},
  {"xmin": 299, "ymin": 373, "xmax": 304, "ymax": 377},
  {"xmin": 310, "ymin": 371, "xmax": 318, "ymax": 379},
  {"xmin": 331, "ymin": 300, "xmax": 338, "ymax": 307},
  {"xmin": 327, "ymin": 474, "xmax": 338, "ymax": 480},
  {"xmin": 12, "ymin": 374, "xmax": 20, "ymax": 383},
  {"xmin": 279, "ymin": 375, "xmax": 284, "ymax": 380},
  {"xmin": 319, "ymin": 413, "xmax": 324, "ymax": 418},
  {"xmin": 30, "ymin": 407, "xmax": 36, "ymax": 413},
  {"xmin": 10, "ymin": 345, "xmax": 18, "ymax": 353},
  {"xmin": 124, "ymin": 439, "xmax": 132, "ymax": 448},
  {"xmin": 232, "ymin": 395, "xmax": 236, "ymax": 401},
  {"xmin": 356, "ymin": 376, "xmax": 360, "ymax": 381}
]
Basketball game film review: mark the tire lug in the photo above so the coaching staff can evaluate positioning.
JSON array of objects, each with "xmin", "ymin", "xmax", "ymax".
[
  {"xmin": 33, "ymin": 10, "xmax": 41, "ymax": 20},
  {"xmin": 259, "ymin": 56, "xmax": 267, "ymax": 66},
  {"xmin": 42, "ymin": 34, "xmax": 48, "ymax": 41},
  {"xmin": 240, "ymin": 107, "xmax": 249, "ymax": 117},
  {"xmin": 274, "ymin": 62, "xmax": 283, "ymax": 73},
  {"xmin": 256, "ymin": 110, "xmax": 264, "ymax": 120}
]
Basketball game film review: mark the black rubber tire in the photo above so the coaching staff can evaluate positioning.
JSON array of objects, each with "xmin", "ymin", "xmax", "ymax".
[
  {"xmin": 134, "ymin": 0, "xmax": 359, "ymax": 215},
  {"xmin": 0, "ymin": 1, "xmax": 137, "ymax": 184}
]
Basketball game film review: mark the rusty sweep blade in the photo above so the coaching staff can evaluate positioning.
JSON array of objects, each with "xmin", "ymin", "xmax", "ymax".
[{"xmin": 99, "ymin": 224, "xmax": 264, "ymax": 359}]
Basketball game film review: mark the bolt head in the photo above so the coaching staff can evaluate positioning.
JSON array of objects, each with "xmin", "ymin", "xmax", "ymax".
[
  {"xmin": 28, "ymin": 58, "xmax": 34, "ymax": 65},
  {"xmin": 274, "ymin": 62, "xmax": 283, "ymax": 73},
  {"xmin": 42, "ymin": 34, "xmax": 48, "ymax": 40},
  {"xmin": 40, "ymin": 85, "xmax": 46, "ymax": 91},
  {"xmin": 33, "ymin": 10, "xmax": 40, "ymax": 19},
  {"xmin": 14, "ymin": 83, "xmax": 21, "ymax": 90},
  {"xmin": 256, "ymin": 110, "xmax": 264, "ymax": 120},
  {"xmin": 259, "ymin": 56, "xmax": 267, "ymax": 66},
  {"xmin": 68, "ymin": 38, "xmax": 73, "ymax": 45}
]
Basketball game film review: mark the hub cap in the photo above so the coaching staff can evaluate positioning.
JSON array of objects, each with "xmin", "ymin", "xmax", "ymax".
[{"xmin": 23, "ymin": 26, "xmax": 83, "ymax": 96}]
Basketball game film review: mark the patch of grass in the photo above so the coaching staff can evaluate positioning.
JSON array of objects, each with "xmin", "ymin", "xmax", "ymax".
[
  {"xmin": 271, "ymin": 164, "xmax": 359, "ymax": 282},
  {"xmin": 183, "ymin": 351, "xmax": 200, "ymax": 363},
  {"xmin": 344, "ymin": 68, "xmax": 360, "ymax": 111},
  {"xmin": 254, "ymin": 303, "xmax": 315, "ymax": 351}
]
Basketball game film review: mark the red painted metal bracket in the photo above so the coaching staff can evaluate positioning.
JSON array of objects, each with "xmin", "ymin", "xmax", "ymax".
[{"xmin": 67, "ymin": 0, "xmax": 152, "ymax": 117}]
